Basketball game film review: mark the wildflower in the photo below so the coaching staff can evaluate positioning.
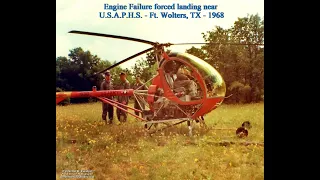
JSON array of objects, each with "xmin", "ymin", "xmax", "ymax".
[
  {"xmin": 194, "ymin": 158, "xmax": 199, "ymax": 162},
  {"xmin": 88, "ymin": 139, "xmax": 96, "ymax": 144}
]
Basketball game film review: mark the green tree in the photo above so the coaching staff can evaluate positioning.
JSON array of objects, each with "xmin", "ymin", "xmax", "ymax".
[
  {"xmin": 131, "ymin": 58, "xmax": 156, "ymax": 84},
  {"xmin": 93, "ymin": 60, "xmax": 129, "ymax": 89},
  {"xmin": 56, "ymin": 47, "xmax": 126, "ymax": 103},
  {"xmin": 231, "ymin": 14, "xmax": 264, "ymax": 102},
  {"xmin": 185, "ymin": 46, "xmax": 207, "ymax": 60},
  {"xmin": 187, "ymin": 14, "xmax": 264, "ymax": 103},
  {"xmin": 56, "ymin": 56, "xmax": 71, "ymax": 90}
]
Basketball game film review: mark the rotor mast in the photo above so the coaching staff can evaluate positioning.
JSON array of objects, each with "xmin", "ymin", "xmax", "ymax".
[{"xmin": 153, "ymin": 42, "xmax": 172, "ymax": 69}]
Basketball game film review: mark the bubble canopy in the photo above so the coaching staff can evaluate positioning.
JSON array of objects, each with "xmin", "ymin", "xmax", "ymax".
[{"xmin": 168, "ymin": 52, "xmax": 226, "ymax": 98}]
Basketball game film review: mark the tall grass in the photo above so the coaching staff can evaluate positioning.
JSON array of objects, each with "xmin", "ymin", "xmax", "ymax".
[{"xmin": 56, "ymin": 102, "xmax": 264, "ymax": 180}]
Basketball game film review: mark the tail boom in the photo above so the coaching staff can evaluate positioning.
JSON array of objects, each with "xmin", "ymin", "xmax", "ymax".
[{"xmin": 56, "ymin": 89, "xmax": 134, "ymax": 104}]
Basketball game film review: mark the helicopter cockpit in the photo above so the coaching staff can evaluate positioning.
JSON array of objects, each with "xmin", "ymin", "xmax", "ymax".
[
  {"xmin": 149, "ymin": 52, "xmax": 226, "ymax": 120},
  {"xmin": 163, "ymin": 59, "xmax": 203, "ymax": 101},
  {"xmin": 166, "ymin": 52, "xmax": 226, "ymax": 99}
]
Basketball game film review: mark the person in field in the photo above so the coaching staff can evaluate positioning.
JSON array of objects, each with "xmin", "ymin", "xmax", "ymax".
[
  {"xmin": 116, "ymin": 72, "xmax": 130, "ymax": 122},
  {"xmin": 100, "ymin": 70, "xmax": 114, "ymax": 124}
]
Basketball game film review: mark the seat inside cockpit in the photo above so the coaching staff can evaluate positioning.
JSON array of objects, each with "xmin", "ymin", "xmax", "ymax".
[{"xmin": 163, "ymin": 60, "xmax": 203, "ymax": 101}]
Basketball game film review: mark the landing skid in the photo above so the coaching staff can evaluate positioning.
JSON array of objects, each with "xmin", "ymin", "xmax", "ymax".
[
  {"xmin": 145, "ymin": 118, "xmax": 194, "ymax": 136},
  {"xmin": 145, "ymin": 118, "xmax": 190, "ymax": 124},
  {"xmin": 144, "ymin": 118, "xmax": 252, "ymax": 138}
]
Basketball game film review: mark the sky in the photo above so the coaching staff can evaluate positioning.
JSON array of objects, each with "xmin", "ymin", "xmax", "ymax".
[{"xmin": 56, "ymin": 0, "xmax": 264, "ymax": 69}]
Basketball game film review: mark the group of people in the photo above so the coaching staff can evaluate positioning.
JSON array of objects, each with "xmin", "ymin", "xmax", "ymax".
[{"xmin": 100, "ymin": 70, "xmax": 146, "ymax": 124}]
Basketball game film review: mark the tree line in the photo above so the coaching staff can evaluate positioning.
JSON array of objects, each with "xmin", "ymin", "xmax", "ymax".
[{"xmin": 56, "ymin": 14, "xmax": 264, "ymax": 104}]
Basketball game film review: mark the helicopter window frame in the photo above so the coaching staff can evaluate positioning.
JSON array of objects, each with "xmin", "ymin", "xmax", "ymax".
[{"xmin": 171, "ymin": 52, "xmax": 227, "ymax": 98}]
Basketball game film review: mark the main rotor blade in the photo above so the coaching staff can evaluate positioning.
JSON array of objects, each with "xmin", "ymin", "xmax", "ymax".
[
  {"xmin": 171, "ymin": 42, "xmax": 264, "ymax": 45},
  {"xmin": 69, "ymin": 30, "xmax": 156, "ymax": 46},
  {"xmin": 93, "ymin": 47, "xmax": 154, "ymax": 76}
]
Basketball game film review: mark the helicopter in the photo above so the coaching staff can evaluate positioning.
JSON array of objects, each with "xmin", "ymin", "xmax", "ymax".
[{"xmin": 56, "ymin": 30, "xmax": 263, "ymax": 137}]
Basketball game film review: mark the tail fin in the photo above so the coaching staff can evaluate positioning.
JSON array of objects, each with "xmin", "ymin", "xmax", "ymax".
[
  {"xmin": 56, "ymin": 92, "xmax": 71, "ymax": 104},
  {"xmin": 56, "ymin": 97, "xmax": 66, "ymax": 104}
]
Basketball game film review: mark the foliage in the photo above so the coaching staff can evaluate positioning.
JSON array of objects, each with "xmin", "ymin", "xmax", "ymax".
[
  {"xmin": 131, "ymin": 58, "xmax": 157, "ymax": 86},
  {"xmin": 187, "ymin": 14, "xmax": 264, "ymax": 103},
  {"xmin": 56, "ymin": 47, "xmax": 131, "ymax": 103},
  {"xmin": 186, "ymin": 46, "xmax": 207, "ymax": 60}
]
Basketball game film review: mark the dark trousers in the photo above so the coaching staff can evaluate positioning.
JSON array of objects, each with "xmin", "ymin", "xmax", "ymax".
[
  {"xmin": 134, "ymin": 101, "xmax": 145, "ymax": 117},
  {"xmin": 102, "ymin": 103, "xmax": 113, "ymax": 122},
  {"xmin": 116, "ymin": 104, "xmax": 128, "ymax": 122}
]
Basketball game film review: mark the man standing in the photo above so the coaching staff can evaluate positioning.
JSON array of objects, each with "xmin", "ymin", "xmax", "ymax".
[
  {"xmin": 132, "ymin": 75, "xmax": 147, "ymax": 117},
  {"xmin": 100, "ymin": 70, "xmax": 114, "ymax": 124},
  {"xmin": 117, "ymin": 72, "xmax": 130, "ymax": 122}
]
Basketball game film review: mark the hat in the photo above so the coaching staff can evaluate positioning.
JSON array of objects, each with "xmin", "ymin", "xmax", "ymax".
[
  {"xmin": 104, "ymin": 70, "xmax": 111, "ymax": 76},
  {"xmin": 120, "ymin": 72, "xmax": 126, "ymax": 76}
]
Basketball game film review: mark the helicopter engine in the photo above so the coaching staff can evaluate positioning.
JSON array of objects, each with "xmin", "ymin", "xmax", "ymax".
[{"xmin": 143, "ymin": 88, "xmax": 200, "ymax": 121}]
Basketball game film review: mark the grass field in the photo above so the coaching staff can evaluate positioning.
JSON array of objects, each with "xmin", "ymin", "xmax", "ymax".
[{"xmin": 56, "ymin": 102, "xmax": 264, "ymax": 180}]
